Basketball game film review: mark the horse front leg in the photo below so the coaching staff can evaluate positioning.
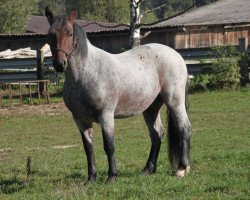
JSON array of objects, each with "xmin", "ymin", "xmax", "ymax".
[
  {"xmin": 80, "ymin": 127, "xmax": 96, "ymax": 182},
  {"xmin": 142, "ymin": 97, "xmax": 164, "ymax": 174},
  {"xmin": 99, "ymin": 111, "xmax": 117, "ymax": 182},
  {"xmin": 73, "ymin": 117, "xmax": 96, "ymax": 182}
]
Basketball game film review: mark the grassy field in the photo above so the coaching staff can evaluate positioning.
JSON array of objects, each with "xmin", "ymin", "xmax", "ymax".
[{"xmin": 0, "ymin": 89, "xmax": 249, "ymax": 199}]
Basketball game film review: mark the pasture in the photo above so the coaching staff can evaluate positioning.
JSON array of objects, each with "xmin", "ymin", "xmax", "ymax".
[{"xmin": 0, "ymin": 89, "xmax": 249, "ymax": 199}]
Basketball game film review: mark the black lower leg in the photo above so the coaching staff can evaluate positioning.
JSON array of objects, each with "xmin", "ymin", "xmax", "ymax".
[
  {"xmin": 103, "ymin": 137, "xmax": 117, "ymax": 179},
  {"xmin": 179, "ymin": 138, "xmax": 190, "ymax": 169},
  {"xmin": 81, "ymin": 131, "xmax": 96, "ymax": 182},
  {"xmin": 143, "ymin": 135, "xmax": 161, "ymax": 174}
]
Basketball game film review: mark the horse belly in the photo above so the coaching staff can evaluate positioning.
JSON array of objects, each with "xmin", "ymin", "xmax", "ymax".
[{"xmin": 114, "ymin": 78, "xmax": 160, "ymax": 118}]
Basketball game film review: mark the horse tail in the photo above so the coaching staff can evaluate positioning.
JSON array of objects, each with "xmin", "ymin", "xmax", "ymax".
[{"xmin": 167, "ymin": 76, "xmax": 190, "ymax": 169}]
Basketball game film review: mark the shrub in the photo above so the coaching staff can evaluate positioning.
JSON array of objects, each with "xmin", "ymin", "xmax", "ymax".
[
  {"xmin": 190, "ymin": 74, "xmax": 210, "ymax": 92},
  {"xmin": 206, "ymin": 46, "xmax": 241, "ymax": 89}
]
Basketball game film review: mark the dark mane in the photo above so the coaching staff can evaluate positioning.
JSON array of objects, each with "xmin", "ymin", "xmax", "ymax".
[{"xmin": 73, "ymin": 23, "xmax": 88, "ymax": 57}]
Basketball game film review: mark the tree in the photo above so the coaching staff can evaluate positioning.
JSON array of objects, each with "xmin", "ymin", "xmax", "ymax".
[
  {"xmin": 130, "ymin": 0, "xmax": 142, "ymax": 48},
  {"xmin": 0, "ymin": 0, "xmax": 38, "ymax": 34},
  {"xmin": 75, "ymin": 0, "xmax": 129, "ymax": 23},
  {"xmin": 37, "ymin": 0, "xmax": 66, "ymax": 16}
]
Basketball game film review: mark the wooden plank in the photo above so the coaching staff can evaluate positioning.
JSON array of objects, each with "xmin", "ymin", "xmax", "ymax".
[
  {"xmin": 0, "ymin": 58, "xmax": 37, "ymax": 70},
  {"xmin": 185, "ymin": 58, "xmax": 214, "ymax": 65},
  {"xmin": 0, "ymin": 71, "xmax": 56, "ymax": 83}
]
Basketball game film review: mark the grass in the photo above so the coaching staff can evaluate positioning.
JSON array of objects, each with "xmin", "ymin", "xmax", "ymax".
[{"xmin": 0, "ymin": 89, "xmax": 249, "ymax": 199}]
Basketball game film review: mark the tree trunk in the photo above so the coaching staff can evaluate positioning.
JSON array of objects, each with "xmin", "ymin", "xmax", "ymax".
[{"xmin": 130, "ymin": 0, "xmax": 141, "ymax": 48}]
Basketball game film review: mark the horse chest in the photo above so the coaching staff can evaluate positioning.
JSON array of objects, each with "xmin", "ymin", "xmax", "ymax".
[{"xmin": 63, "ymin": 85, "xmax": 100, "ymax": 122}]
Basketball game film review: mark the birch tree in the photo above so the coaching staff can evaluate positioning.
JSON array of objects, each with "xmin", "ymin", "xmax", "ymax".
[
  {"xmin": 129, "ymin": 0, "xmax": 174, "ymax": 48},
  {"xmin": 130, "ymin": 0, "xmax": 142, "ymax": 48}
]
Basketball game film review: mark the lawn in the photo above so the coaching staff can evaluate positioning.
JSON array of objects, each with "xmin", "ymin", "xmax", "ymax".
[{"xmin": 0, "ymin": 89, "xmax": 249, "ymax": 199}]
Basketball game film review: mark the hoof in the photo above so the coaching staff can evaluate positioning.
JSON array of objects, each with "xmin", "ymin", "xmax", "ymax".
[
  {"xmin": 142, "ymin": 162, "xmax": 155, "ymax": 175},
  {"xmin": 142, "ymin": 168, "xmax": 155, "ymax": 176},
  {"xmin": 85, "ymin": 174, "xmax": 96, "ymax": 184},
  {"xmin": 175, "ymin": 165, "xmax": 190, "ymax": 177},
  {"xmin": 105, "ymin": 176, "xmax": 117, "ymax": 184}
]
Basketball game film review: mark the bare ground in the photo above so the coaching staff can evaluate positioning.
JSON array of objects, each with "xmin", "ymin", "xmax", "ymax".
[{"xmin": 0, "ymin": 103, "xmax": 69, "ymax": 116}]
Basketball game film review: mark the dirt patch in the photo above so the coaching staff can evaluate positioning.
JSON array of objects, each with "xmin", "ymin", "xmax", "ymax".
[
  {"xmin": 52, "ymin": 144, "xmax": 78, "ymax": 149},
  {"xmin": 0, "ymin": 149, "xmax": 13, "ymax": 162},
  {"xmin": 0, "ymin": 103, "xmax": 69, "ymax": 116}
]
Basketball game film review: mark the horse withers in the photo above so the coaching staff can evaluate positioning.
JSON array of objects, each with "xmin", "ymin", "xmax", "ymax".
[{"xmin": 45, "ymin": 8, "xmax": 192, "ymax": 182}]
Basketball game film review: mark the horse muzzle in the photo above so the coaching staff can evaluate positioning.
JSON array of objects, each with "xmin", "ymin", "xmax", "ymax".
[{"xmin": 53, "ymin": 59, "xmax": 68, "ymax": 72}]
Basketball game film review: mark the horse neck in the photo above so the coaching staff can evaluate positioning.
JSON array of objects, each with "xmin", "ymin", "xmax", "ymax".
[{"xmin": 65, "ymin": 24, "xmax": 89, "ymax": 81}]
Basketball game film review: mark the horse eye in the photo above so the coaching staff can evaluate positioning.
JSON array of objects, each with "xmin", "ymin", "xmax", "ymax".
[{"xmin": 69, "ymin": 33, "xmax": 73, "ymax": 37}]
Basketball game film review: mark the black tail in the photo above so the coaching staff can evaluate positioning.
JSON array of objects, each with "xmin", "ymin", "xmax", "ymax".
[{"xmin": 168, "ymin": 77, "xmax": 190, "ymax": 169}]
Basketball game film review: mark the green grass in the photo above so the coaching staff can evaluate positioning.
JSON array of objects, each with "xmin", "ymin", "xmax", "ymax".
[{"xmin": 0, "ymin": 89, "xmax": 249, "ymax": 199}]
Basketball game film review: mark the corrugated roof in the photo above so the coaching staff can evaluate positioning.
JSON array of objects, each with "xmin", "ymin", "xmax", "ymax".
[
  {"xmin": 152, "ymin": 0, "xmax": 250, "ymax": 28},
  {"xmin": 26, "ymin": 15, "xmax": 129, "ymax": 34}
]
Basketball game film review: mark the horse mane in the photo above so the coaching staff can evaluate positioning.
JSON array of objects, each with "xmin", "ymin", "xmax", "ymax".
[{"xmin": 73, "ymin": 23, "xmax": 88, "ymax": 57}]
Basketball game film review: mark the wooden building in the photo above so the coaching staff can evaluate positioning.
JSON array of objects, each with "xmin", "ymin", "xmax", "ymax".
[{"xmin": 147, "ymin": 0, "xmax": 250, "ymax": 49}]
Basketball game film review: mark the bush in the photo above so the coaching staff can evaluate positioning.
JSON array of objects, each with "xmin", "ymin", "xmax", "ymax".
[
  {"xmin": 190, "ymin": 46, "xmax": 242, "ymax": 92},
  {"xmin": 207, "ymin": 46, "xmax": 241, "ymax": 89},
  {"xmin": 190, "ymin": 74, "xmax": 210, "ymax": 92}
]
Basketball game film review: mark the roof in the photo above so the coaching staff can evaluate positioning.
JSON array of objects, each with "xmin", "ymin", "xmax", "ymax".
[
  {"xmin": 26, "ymin": 15, "xmax": 129, "ymax": 34},
  {"xmin": 153, "ymin": 0, "xmax": 250, "ymax": 28}
]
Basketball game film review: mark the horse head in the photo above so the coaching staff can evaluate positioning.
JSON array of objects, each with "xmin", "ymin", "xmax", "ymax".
[{"xmin": 45, "ymin": 7, "xmax": 77, "ymax": 72}]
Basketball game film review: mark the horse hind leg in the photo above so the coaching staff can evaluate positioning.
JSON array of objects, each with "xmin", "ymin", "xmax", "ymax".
[
  {"xmin": 165, "ymin": 97, "xmax": 192, "ymax": 177},
  {"xmin": 161, "ymin": 78, "xmax": 192, "ymax": 177},
  {"xmin": 168, "ymin": 105, "xmax": 191, "ymax": 177},
  {"xmin": 98, "ymin": 111, "xmax": 117, "ymax": 182},
  {"xmin": 142, "ymin": 96, "xmax": 164, "ymax": 174}
]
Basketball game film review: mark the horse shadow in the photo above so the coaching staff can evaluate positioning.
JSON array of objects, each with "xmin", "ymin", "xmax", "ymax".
[
  {"xmin": 0, "ymin": 177, "xmax": 27, "ymax": 194},
  {"xmin": 64, "ymin": 167, "xmax": 147, "ymax": 184}
]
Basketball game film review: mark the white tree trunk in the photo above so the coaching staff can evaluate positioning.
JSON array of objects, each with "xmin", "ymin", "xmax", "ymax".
[{"xmin": 130, "ymin": 0, "xmax": 141, "ymax": 48}]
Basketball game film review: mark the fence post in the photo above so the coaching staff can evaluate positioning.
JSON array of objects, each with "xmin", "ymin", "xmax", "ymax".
[
  {"xmin": 238, "ymin": 38, "xmax": 249, "ymax": 86},
  {"xmin": 37, "ymin": 49, "xmax": 45, "ymax": 92}
]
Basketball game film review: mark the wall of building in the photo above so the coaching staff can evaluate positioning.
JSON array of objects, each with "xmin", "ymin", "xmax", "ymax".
[
  {"xmin": 174, "ymin": 26, "xmax": 250, "ymax": 49},
  {"xmin": 1, "ymin": 25, "xmax": 249, "ymax": 53}
]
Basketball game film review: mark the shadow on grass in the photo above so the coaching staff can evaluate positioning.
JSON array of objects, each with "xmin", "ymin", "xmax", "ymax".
[
  {"xmin": 0, "ymin": 177, "xmax": 27, "ymax": 194},
  {"xmin": 65, "ymin": 172, "xmax": 83, "ymax": 180},
  {"xmin": 63, "ymin": 170, "xmax": 139, "ymax": 184}
]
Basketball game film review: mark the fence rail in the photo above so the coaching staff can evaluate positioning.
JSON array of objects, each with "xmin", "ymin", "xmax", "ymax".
[
  {"xmin": 0, "ymin": 41, "xmax": 249, "ymax": 83},
  {"xmin": 0, "ymin": 80, "xmax": 50, "ymax": 107},
  {"xmin": 0, "ymin": 57, "xmax": 54, "ymax": 83}
]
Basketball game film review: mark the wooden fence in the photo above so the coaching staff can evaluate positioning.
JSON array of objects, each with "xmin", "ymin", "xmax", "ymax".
[
  {"xmin": 0, "ymin": 56, "xmax": 55, "ymax": 83},
  {"xmin": 0, "ymin": 40, "xmax": 249, "ymax": 84},
  {"xmin": 0, "ymin": 80, "xmax": 50, "ymax": 107}
]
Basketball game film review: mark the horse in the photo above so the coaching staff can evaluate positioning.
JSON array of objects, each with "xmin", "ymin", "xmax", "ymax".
[{"xmin": 45, "ymin": 7, "xmax": 192, "ymax": 182}]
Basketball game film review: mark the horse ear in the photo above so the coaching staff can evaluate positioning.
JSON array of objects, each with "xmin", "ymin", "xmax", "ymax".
[
  {"xmin": 45, "ymin": 7, "xmax": 54, "ymax": 25},
  {"xmin": 68, "ymin": 9, "xmax": 77, "ymax": 23}
]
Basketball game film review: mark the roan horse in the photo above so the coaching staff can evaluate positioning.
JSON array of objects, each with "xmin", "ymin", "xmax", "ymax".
[{"xmin": 45, "ymin": 8, "xmax": 192, "ymax": 182}]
